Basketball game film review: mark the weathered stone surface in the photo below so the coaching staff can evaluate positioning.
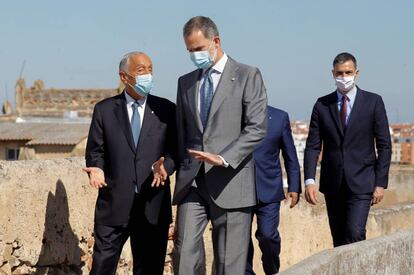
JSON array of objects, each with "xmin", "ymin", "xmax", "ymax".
[
  {"xmin": 280, "ymin": 227, "xmax": 414, "ymax": 275},
  {"xmin": 0, "ymin": 263, "xmax": 11, "ymax": 275},
  {"xmin": 0, "ymin": 158, "xmax": 95, "ymax": 273},
  {"xmin": 11, "ymin": 264, "xmax": 34, "ymax": 274},
  {"xmin": 0, "ymin": 158, "xmax": 413, "ymax": 274}
]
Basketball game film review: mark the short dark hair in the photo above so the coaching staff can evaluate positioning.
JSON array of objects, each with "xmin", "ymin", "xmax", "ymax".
[
  {"xmin": 333, "ymin": 52, "xmax": 357, "ymax": 68},
  {"xmin": 183, "ymin": 16, "xmax": 219, "ymax": 39}
]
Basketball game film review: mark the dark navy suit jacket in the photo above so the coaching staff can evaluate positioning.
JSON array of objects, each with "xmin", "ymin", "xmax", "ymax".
[
  {"xmin": 253, "ymin": 106, "xmax": 301, "ymax": 203},
  {"xmin": 304, "ymin": 87, "xmax": 392, "ymax": 195}
]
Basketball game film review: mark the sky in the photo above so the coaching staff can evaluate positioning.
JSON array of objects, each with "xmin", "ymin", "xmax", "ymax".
[{"xmin": 0, "ymin": 0, "xmax": 413, "ymax": 123}]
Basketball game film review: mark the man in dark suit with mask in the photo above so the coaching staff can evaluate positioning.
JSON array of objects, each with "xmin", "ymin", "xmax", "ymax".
[
  {"xmin": 84, "ymin": 51, "xmax": 176, "ymax": 275},
  {"xmin": 246, "ymin": 106, "xmax": 301, "ymax": 275},
  {"xmin": 304, "ymin": 52, "xmax": 392, "ymax": 247}
]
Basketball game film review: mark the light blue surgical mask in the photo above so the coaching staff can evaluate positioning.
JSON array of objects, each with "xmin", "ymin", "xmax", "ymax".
[
  {"xmin": 189, "ymin": 40, "xmax": 217, "ymax": 69},
  {"xmin": 127, "ymin": 73, "xmax": 153, "ymax": 97}
]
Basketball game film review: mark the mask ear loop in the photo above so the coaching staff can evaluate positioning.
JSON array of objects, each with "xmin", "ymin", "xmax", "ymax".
[{"xmin": 208, "ymin": 39, "xmax": 218, "ymax": 63}]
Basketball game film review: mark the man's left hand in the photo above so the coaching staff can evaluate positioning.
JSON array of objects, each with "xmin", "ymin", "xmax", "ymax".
[
  {"xmin": 372, "ymin": 186, "xmax": 385, "ymax": 205},
  {"xmin": 287, "ymin": 192, "xmax": 299, "ymax": 208},
  {"xmin": 187, "ymin": 149, "xmax": 224, "ymax": 166}
]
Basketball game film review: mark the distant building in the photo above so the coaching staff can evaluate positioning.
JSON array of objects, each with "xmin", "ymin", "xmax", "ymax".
[
  {"xmin": 290, "ymin": 120, "xmax": 309, "ymax": 168},
  {"xmin": 0, "ymin": 122, "xmax": 90, "ymax": 160},
  {"xmin": 390, "ymin": 124, "xmax": 414, "ymax": 165},
  {"xmin": 0, "ymin": 78, "xmax": 122, "ymax": 161},
  {"xmin": 14, "ymin": 78, "xmax": 122, "ymax": 117},
  {"xmin": 391, "ymin": 141, "xmax": 402, "ymax": 163}
]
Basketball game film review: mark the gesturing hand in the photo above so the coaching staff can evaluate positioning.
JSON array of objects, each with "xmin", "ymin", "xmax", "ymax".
[
  {"xmin": 152, "ymin": 157, "xmax": 168, "ymax": 187},
  {"xmin": 305, "ymin": 184, "xmax": 319, "ymax": 205},
  {"xmin": 82, "ymin": 167, "xmax": 107, "ymax": 188},
  {"xmin": 187, "ymin": 149, "xmax": 224, "ymax": 166}
]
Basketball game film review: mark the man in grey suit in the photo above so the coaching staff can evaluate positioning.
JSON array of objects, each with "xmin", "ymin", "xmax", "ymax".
[{"xmin": 172, "ymin": 16, "xmax": 268, "ymax": 275}]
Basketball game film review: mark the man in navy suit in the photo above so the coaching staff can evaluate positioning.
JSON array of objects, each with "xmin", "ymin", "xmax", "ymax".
[
  {"xmin": 304, "ymin": 52, "xmax": 392, "ymax": 247},
  {"xmin": 246, "ymin": 106, "xmax": 301, "ymax": 275}
]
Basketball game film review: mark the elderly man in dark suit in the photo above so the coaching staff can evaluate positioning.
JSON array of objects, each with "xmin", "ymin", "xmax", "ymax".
[
  {"xmin": 173, "ymin": 16, "xmax": 268, "ymax": 275},
  {"xmin": 304, "ymin": 52, "xmax": 392, "ymax": 247},
  {"xmin": 83, "ymin": 51, "xmax": 177, "ymax": 275}
]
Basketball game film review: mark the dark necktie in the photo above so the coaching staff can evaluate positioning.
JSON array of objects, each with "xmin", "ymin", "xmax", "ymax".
[
  {"xmin": 131, "ymin": 101, "xmax": 141, "ymax": 146},
  {"xmin": 200, "ymin": 69, "xmax": 214, "ymax": 129},
  {"xmin": 340, "ymin": 95, "xmax": 348, "ymax": 130}
]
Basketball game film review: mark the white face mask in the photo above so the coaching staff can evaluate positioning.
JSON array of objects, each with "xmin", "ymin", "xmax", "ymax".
[{"xmin": 335, "ymin": 76, "xmax": 355, "ymax": 91}]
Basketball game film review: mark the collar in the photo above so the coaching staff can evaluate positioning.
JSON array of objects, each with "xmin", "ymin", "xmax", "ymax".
[
  {"xmin": 204, "ymin": 53, "xmax": 228, "ymax": 74},
  {"xmin": 124, "ymin": 91, "xmax": 147, "ymax": 106},
  {"xmin": 336, "ymin": 85, "xmax": 357, "ymax": 102}
]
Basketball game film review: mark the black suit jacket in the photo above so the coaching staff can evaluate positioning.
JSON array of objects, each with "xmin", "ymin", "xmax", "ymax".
[
  {"xmin": 304, "ymin": 87, "xmax": 392, "ymax": 195},
  {"xmin": 85, "ymin": 92, "xmax": 176, "ymax": 226}
]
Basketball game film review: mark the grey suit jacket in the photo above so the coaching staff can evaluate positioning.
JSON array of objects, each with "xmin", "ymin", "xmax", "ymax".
[{"xmin": 173, "ymin": 57, "xmax": 268, "ymax": 209}]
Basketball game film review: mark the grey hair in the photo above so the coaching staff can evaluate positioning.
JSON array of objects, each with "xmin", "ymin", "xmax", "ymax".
[
  {"xmin": 119, "ymin": 51, "xmax": 144, "ymax": 72},
  {"xmin": 183, "ymin": 16, "xmax": 219, "ymax": 39}
]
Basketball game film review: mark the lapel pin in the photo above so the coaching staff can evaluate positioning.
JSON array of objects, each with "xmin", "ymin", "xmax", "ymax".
[{"xmin": 151, "ymin": 111, "xmax": 154, "ymax": 114}]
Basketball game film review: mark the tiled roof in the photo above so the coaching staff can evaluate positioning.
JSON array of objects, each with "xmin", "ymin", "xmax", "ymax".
[{"xmin": 0, "ymin": 122, "xmax": 89, "ymax": 145}]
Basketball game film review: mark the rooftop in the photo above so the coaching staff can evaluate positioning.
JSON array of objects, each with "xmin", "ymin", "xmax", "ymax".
[{"xmin": 0, "ymin": 122, "xmax": 89, "ymax": 145}]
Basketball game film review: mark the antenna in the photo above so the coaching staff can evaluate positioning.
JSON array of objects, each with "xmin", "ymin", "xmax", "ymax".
[
  {"xmin": 5, "ymin": 83, "xmax": 8, "ymax": 101},
  {"xmin": 19, "ymin": 60, "xmax": 26, "ymax": 79}
]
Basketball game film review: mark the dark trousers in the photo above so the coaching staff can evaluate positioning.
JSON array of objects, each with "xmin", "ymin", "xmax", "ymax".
[
  {"xmin": 90, "ymin": 195, "xmax": 169, "ymax": 275},
  {"xmin": 246, "ymin": 202, "xmax": 281, "ymax": 275},
  {"xmin": 324, "ymin": 182, "xmax": 372, "ymax": 247}
]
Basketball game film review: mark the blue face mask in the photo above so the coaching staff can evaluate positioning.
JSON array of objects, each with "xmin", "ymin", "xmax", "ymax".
[
  {"xmin": 189, "ymin": 40, "xmax": 217, "ymax": 69},
  {"xmin": 128, "ymin": 73, "xmax": 153, "ymax": 97}
]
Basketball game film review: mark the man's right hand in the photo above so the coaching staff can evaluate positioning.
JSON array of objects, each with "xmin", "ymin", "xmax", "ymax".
[
  {"xmin": 305, "ymin": 184, "xmax": 319, "ymax": 205},
  {"xmin": 82, "ymin": 167, "xmax": 107, "ymax": 189}
]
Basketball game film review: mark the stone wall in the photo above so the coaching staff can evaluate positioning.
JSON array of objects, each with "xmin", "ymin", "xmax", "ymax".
[
  {"xmin": 0, "ymin": 158, "xmax": 413, "ymax": 274},
  {"xmin": 279, "ymin": 227, "xmax": 414, "ymax": 275}
]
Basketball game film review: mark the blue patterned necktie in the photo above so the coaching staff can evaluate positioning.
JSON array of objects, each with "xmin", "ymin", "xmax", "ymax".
[
  {"xmin": 200, "ymin": 68, "xmax": 214, "ymax": 129},
  {"xmin": 131, "ymin": 101, "xmax": 141, "ymax": 146}
]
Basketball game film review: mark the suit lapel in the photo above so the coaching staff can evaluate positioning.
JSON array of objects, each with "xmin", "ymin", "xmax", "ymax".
[
  {"xmin": 206, "ymin": 57, "xmax": 239, "ymax": 129},
  {"xmin": 136, "ymin": 95, "xmax": 156, "ymax": 153},
  {"xmin": 186, "ymin": 70, "xmax": 203, "ymax": 133},
  {"xmin": 113, "ymin": 93, "xmax": 136, "ymax": 153},
  {"xmin": 328, "ymin": 91, "xmax": 344, "ymax": 137},
  {"xmin": 344, "ymin": 87, "xmax": 363, "ymax": 137}
]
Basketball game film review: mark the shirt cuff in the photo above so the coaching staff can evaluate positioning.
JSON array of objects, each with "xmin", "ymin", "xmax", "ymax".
[
  {"xmin": 305, "ymin": 179, "xmax": 316, "ymax": 186},
  {"xmin": 218, "ymin": 155, "xmax": 229, "ymax": 168}
]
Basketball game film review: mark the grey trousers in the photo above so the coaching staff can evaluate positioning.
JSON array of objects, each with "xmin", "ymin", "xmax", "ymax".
[{"xmin": 173, "ymin": 179, "xmax": 252, "ymax": 275}]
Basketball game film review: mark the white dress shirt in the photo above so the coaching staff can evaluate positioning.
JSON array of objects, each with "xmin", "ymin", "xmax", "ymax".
[{"xmin": 305, "ymin": 86, "xmax": 358, "ymax": 186}]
